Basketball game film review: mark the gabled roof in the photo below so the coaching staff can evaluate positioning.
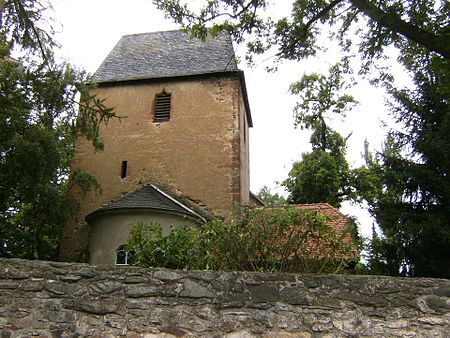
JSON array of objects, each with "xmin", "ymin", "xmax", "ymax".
[
  {"xmin": 294, "ymin": 203, "xmax": 349, "ymax": 231},
  {"xmin": 86, "ymin": 184, "xmax": 205, "ymax": 223},
  {"xmin": 249, "ymin": 191, "xmax": 265, "ymax": 207},
  {"xmin": 93, "ymin": 30, "xmax": 238, "ymax": 83},
  {"xmin": 294, "ymin": 203, "xmax": 357, "ymax": 256}
]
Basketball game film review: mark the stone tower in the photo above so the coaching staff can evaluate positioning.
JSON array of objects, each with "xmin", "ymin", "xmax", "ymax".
[{"xmin": 60, "ymin": 30, "xmax": 254, "ymax": 263}]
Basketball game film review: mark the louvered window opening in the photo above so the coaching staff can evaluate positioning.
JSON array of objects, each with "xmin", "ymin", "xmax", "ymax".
[{"xmin": 154, "ymin": 94, "xmax": 171, "ymax": 122}]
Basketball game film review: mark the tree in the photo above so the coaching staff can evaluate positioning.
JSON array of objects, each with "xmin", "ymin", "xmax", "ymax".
[
  {"xmin": 284, "ymin": 150, "xmax": 348, "ymax": 207},
  {"xmin": 0, "ymin": 0, "xmax": 116, "ymax": 259},
  {"xmin": 282, "ymin": 62, "xmax": 357, "ymax": 208},
  {"xmin": 154, "ymin": 0, "xmax": 450, "ymax": 62},
  {"xmin": 354, "ymin": 53, "xmax": 450, "ymax": 277},
  {"xmin": 256, "ymin": 185, "xmax": 287, "ymax": 206},
  {"xmin": 155, "ymin": 0, "xmax": 450, "ymax": 277}
]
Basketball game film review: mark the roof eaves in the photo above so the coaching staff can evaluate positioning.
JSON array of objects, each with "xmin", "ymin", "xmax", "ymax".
[
  {"xmin": 93, "ymin": 69, "xmax": 254, "ymax": 128},
  {"xmin": 249, "ymin": 191, "xmax": 264, "ymax": 206},
  {"xmin": 93, "ymin": 69, "xmax": 239, "ymax": 85},
  {"xmin": 237, "ymin": 71, "xmax": 253, "ymax": 128},
  {"xmin": 86, "ymin": 206, "xmax": 203, "ymax": 224}
]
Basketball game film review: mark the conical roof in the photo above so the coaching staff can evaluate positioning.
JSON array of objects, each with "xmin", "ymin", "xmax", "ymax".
[{"xmin": 86, "ymin": 184, "xmax": 204, "ymax": 222}]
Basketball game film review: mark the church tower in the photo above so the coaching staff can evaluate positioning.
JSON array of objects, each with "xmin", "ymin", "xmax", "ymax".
[{"xmin": 60, "ymin": 30, "xmax": 254, "ymax": 264}]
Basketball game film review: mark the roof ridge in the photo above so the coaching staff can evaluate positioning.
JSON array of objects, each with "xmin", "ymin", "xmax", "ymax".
[
  {"xmin": 121, "ymin": 29, "xmax": 183, "ymax": 38},
  {"xmin": 149, "ymin": 184, "xmax": 205, "ymax": 222},
  {"xmin": 294, "ymin": 203, "xmax": 347, "ymax": 218}
]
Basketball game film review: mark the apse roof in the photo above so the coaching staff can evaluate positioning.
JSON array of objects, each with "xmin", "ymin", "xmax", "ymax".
[{"xmin": 85, "ymin": 184, "xmax": 204, "ymax": 222}]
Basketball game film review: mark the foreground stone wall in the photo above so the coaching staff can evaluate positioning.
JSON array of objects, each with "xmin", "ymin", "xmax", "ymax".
[{"xmin": 1, "ymin": 258, "xmax": 449, "ymax": 337}]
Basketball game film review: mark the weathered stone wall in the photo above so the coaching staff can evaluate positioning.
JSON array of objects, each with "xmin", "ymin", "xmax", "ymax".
[{"xmin": 1, "ymin": 259, "xmax": 449, "ymax": 337}]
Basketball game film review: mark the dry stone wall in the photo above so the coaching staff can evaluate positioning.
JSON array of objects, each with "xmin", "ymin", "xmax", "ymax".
[{"xmin": 1, "ymin": 258, "xmax": 449, "ymax": 337}]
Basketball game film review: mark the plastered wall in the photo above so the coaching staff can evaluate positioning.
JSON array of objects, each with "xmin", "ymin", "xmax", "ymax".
[
  {"xmin": 1, "ymin": 258, "xmax": 449, "ymax": 337},
  {"xmin": 88, "ymin": 210, "xmax": 200, "ymax": 266}
]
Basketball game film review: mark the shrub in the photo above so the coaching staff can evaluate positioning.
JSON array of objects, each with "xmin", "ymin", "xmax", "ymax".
[
  {"xmin": 127, "ymin": 222, "xmax": 197, "ymax": 269},
  {"xmin": 127, "ymin": 206, "xmax": 358, "ymax": 273}
]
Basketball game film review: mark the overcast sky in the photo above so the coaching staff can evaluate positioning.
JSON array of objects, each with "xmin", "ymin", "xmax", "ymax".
[{"xmin": 52, "ymin": 0, "xmax": 393, "ymax": 236}]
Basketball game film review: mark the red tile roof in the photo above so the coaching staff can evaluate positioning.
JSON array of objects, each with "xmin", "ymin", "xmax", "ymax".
[{"xmin": 292, "ymin": 203, "xmax": 358, "ymax": 260}]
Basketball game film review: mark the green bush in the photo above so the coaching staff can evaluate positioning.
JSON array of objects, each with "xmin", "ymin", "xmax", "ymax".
[
  {"xmin": 127, "ymin": 222, "xmax": 198, "ymax": 269},
  {"xmin": 127, "ymin": 206, "xmax": 358, "ymax": 273}
]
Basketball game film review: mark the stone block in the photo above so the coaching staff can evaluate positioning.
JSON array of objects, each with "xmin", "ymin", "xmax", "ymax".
[
  {"xmin": 88, "ymin": 281, "xmax": 124, "ymax": 296},
  {"xmin": 63, "ymin": 299, "xmax": 118, "ymax": 315},
  {"xmin": 125, "ymin": 285, "xmax": 162, "ymax": 298},
  {"xmin": 179, "ymin": 279, "xmax": 216, "ymax": 299},
  {"xmin": 247, "ymin": 284, "xmax": 280, "ymax": 303}
]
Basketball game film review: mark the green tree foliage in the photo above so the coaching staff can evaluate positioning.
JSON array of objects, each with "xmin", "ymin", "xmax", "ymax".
[
  {"xmin": 289, "ymin": 61, "xmax": 357, "ymax": 151},
  {"xmin": 282, "ymin": 62, "xmax": 357, "ymax": 207},
  {"xmin": 362, "ymin": 225, "xmax": 401, "ymax": 276},
  {"xmin": 128, "ymin": 206, "xmax": 358, "ymax": 273},
  {"xmin": 0, "ymin": 0, "xmax": 116, "ymax": 259},
  {"xmin": 154, "ymin": 0, "xmax": 450, "ymax": 62},
  {"xmin": 355, "ymin": 54, "xmax": 450, "ymax": 277},
  {"xmin": 156, "ymin": 0, "xmax": 449, "ymax": 278},
  {"xmin": 284, "ymin": 150, "xmax": 348, "ymax": 207},
  {"xmin": 256, "ymin": 185, "xmax": 287, "ymax": 206}
]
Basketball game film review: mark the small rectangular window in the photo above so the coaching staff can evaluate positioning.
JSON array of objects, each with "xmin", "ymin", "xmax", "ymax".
[
  {"xmin": 154, "ymin": 93, "xmax": 171, "ymax": 122},
  {"xmin": 121, "ymin": 160, "xmax": 128, "ymax": 178}
]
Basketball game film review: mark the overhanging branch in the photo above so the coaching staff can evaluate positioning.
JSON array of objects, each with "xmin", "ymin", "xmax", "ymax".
[{"xmin": 350, "ymin": 0, "xmax": 450, "ymax": 60}]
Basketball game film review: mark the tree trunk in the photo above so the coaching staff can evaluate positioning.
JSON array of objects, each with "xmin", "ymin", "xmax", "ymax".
[{"xmin": 0, "ymin": 0, "xmax": 5, "ymax": 29}]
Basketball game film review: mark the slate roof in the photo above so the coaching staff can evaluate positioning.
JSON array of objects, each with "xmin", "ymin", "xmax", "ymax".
[
  {"xmin": 86, "ymin": 184, "xmax": 204, "ymax": 222},
  {"xmin": 93, "ymin": 30, "xmax": 238, "ymax": 83}
]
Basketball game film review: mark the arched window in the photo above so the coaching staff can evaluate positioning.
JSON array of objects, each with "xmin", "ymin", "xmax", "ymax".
[{"xmin": 115, "ymin": 245, "xmax": 136, "ymax": 265}]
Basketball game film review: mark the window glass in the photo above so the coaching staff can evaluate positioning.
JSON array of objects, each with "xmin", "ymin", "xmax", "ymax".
[
  {"xmin": 127, "ymin": 251, "xmax": 136, "ymax": 265},
  {"xmin": 116, "ymin": 249, "xmax": 126, "ymax": 265},
  {"xmin": 116, "ymin": 245, "xmax": 135, "ymax": 265}
]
